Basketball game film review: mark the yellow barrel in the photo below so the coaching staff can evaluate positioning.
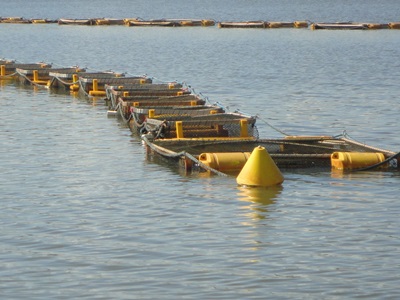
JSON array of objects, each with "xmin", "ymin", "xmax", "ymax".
[
  {"xmin": 331, "ymin": 152, "xmax": 386, "ymax": 170},
  {"xmin": 199, "ymin": 152, "xmax": 251, "ymax": 172},
  {"xmin": 1, "ymin": 65, "xmax": 5, "ymax": 76}
]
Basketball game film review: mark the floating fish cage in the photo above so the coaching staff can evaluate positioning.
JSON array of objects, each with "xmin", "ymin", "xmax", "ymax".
[
  {"xmin": 116, "ymin": 94, "xmax": 207, "ymax": 120},
  {"xmin": 16, "ymin": 67, "xmax": 82, "ymax": 85},
  {"xmin": 141, "ymin": 113, "xmax": 258, "ymax": 139},
  {"xmin": 106, "ymin": 83, "xmax": 184, "ymax": 104},
  {"xmin": 79, "ymin": 76, "xmax": 152, "ymax": 96},
  {"xmin": 47, "ymin": 69, "xmax": 87, "ymax": 89},
  {"xmin": 143, "ymin": 135, "xmax": 397, "ymax": 174},
  {"xmin": 128, "ymin": 105, "xmax": 225, "ymax": 130},
  {"xmin": 0, "ymin": 63, "xmax": 51, "ymax": 77}
]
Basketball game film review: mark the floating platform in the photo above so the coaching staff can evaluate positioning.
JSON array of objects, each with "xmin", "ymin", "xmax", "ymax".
[
  {"xmin": 0, "ymin": 17, "xmax": 31, "ymax": 24},
  {"xmin": 126, "ymin": 19, "xmax": 181, "ymax": 27},
  {"xmin": 125, "ymin": 18, "xmax": 215, "ymax": 27},
  {"xmin": 310, "ymin": 22, "xmax": 368, "ymax": 30},
  {"xmin": 143, "ymin": 135, "xmax": 397, "ymax": 174},
  {"xmin": 15, "ymin": 67, "xmax": 82, "ymax": 86},
  {"xmin": 116, "ymin": 94, "xmax": 208, "ymax": 122},
  {"xmin": 218, "ymin": 21, "xmax": 268, "ymax": 28},
  {"xmin": 141, "ymin": 112, "xmax": 257, "ymax": 139},
  {"xmin": 94, "ymin": 18, "xmax": 125, "ymax": 25},
  {"xmin": 106, "ymin": 83, "xmax": 187, "ymax": 110},
  {"xmin": 79, "ymin": 75, "xmax": 152, "ymax": 97},
  {"xmin": 58, "ymin": 18, "xmax": 95, "ymax": 25},
  {"xmin": 1, "ymin": 62, "xmax": 51, "ymax": 78}
]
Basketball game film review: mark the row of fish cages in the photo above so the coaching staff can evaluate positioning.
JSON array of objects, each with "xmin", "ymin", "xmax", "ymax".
[
  {"xmin": 0, "ymin": 17, "xmax": 216, "ymax": 26},
  {"xmin": 2, "ymin": 17, "xmax": 400, "ymax": 30},
  {"xmin": 1, "ymin": 59, "xmax": 399, "ymax": 178}
]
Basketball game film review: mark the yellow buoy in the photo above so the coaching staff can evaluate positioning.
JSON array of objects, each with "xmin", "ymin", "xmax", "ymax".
[
  {"xmin": 236, "ymin": 146, "xmax": 284, "ymax": 187},
  {"xmin": 331, "ymin": 152, "xmax": 386, "ymax": 170}
]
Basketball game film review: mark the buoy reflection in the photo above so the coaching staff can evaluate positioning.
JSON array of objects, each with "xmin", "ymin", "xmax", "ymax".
[{"xmin": 237, "ymin": 185, "xmax": 282, "ymax": 221}]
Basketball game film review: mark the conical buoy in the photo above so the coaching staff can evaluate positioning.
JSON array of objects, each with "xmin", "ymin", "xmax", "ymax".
[{"xmin": 236, "ymin": 146, "xmax": 284, "ymax": 187}]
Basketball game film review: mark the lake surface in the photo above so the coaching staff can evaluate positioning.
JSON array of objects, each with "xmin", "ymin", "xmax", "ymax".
[{"xmin": 1, "ymin": 1, "xmax": 400, "ymax": 299}]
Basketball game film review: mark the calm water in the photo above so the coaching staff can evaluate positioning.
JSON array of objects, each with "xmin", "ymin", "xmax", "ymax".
[{"xmin": 1, "ymin": 1, "xmax": 400, "ymax": 299}]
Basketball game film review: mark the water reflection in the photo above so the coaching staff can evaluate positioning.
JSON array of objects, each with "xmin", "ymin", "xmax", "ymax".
[
  {"xmin": 237, "ymin": 185, "xmax": 282, "ymax": 221},
  {"xmin": 331, "ymin": 168, "xmax": 387, "ymax": 180}
]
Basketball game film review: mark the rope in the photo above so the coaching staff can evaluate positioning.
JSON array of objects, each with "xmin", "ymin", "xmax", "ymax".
[
  {"xmin": 255, "ymin": 115, "xmax": 290, "ymax": 136},
  {"xmin": 183, "ymin": 152, "xmax": 228, "ymax": 177},
  {"xmin": 0, "ymin": 71, "xmax": 18, "ymax": 79},
  {"xmin": 15, "ymin": 70, "xmax": 48, "ymax": 89},
  {"xmin": 51, "ymin": 75, "xmax": 77, "ymax": 86},
  {"xmin": 340, "ymin": 130, "xmax": 396, "ymax": 155},
  {"xmin": 78, "ymin": 79, "xmax": 91, "ymax": 97},
  {"xmin": 141, "ymin": 135, "xmax": 228, "ymax": 176}
]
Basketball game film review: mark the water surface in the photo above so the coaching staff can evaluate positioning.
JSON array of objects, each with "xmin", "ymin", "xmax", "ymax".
[{"xmin": 1, "ymin": 1, "xmax": 400, "ymax": 299}]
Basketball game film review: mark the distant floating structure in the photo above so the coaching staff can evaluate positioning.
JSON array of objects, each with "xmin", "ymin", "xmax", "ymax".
[{"xmin": 1, "ymin": 17, "xmax": 400, "ymax": 30}]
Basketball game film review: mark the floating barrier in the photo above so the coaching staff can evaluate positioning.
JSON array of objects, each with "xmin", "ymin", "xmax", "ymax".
[{"xmin": 1, "ymin": 16, "xmax": 398, "ymax": 30}]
